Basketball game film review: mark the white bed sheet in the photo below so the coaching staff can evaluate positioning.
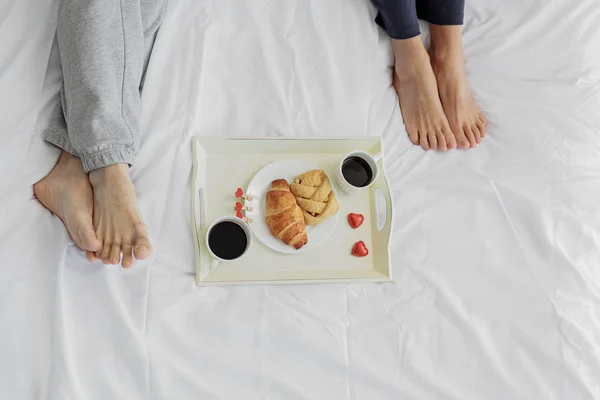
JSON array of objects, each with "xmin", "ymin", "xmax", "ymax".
[{"xmin": 2, "ymin": 0, "xmax": 600, "ymax": 398}]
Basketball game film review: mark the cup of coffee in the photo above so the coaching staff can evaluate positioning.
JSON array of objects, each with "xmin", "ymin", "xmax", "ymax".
[
  {"xmin": 335, "ymin": 150, "xmax": 381, "ymax": 195},
  {"xmin": 206, "ymin": 216, "xmax": 252, "ymax": 269}
]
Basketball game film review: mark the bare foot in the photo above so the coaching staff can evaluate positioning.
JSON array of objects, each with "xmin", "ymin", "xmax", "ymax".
[
  {"xmin": 88, "ymin": 164, "xmax": 152, "ymax": 268},
  {"xmin": 392, "ymin": 37, "xmax": 457, "ymax": 152},
  {"xmin": 430, "ymin": 25, "xmax": 487, "ymax": 148},
  {"xmin": 34, "ymin": 151, "xmax": 102, "ymax": 253}
]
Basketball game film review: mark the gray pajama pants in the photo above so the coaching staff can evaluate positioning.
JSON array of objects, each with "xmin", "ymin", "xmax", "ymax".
[{"xmin": 44, "ymin": 0, "xmax": 167, "ymax": 173}]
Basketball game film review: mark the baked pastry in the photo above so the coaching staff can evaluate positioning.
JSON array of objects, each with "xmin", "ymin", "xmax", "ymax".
[
  {"xmin": 265, "ymin": 179, "xmax": 308, "ymax": 249},
  {"xmin": 290, "ymin": 170, "xmax": 339, "ymax": 225}
]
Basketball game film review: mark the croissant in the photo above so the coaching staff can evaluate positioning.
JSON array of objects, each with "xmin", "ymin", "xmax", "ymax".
[
  {"xmin": 290, "ymin": 170, "xmax": 339, "ymax": 225},
  {"xmin": 265, "ymin": 179, "xmax": 308, "ymax": 249}
]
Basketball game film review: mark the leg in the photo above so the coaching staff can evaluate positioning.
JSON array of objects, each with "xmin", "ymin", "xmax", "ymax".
[
  {"xmin": 373, "ymin": 0, "xmax": 456, "ymax": 151},
  {"xmin": 418, "ymin": 0, "xmax": 487, "ymax": 148},
  {"xmin": 84, "ymin": 0, "xmax": 165, "ymax": 267},
  {"xmin": 36, "ymin": 0, "xmax": 166, "ymax": 267}
]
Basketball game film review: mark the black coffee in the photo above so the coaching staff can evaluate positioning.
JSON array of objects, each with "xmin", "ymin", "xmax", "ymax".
[
  {"xmin": 208, "ymin": 221, "xmax": 248, "ymax": 260},
  {"xmin": 342, "ymin": 156, "xmax": 373, "ymax": 187}
]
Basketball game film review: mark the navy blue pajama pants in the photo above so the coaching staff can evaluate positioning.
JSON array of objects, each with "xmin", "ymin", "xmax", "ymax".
[{"xmin": 373, "ymin": 0, "xmax": 465, "ymax": 39}]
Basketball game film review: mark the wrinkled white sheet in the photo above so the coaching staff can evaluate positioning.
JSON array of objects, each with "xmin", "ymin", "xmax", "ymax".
[{"xmin": 2, "ymin": 0, "xmax": 600, "ymax": 398}]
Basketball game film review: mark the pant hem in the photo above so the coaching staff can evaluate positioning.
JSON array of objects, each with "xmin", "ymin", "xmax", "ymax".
[
  {"xmin": 43, "ymin": 125, "xmax": 135, "ymax": 173},
  {"xmin": 375, "ymin": 13, "xmax": 421, "ymax": 40},
  {"xmin": 421, "ymin": 18, "xmax": 464, "ymax": 27},
  {"xmin": 81, "ymin": 148, "xmax": 135, "ymax": 173}
]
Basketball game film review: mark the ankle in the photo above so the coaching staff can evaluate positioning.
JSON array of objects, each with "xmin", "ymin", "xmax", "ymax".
[
  {"xmin": 89, "ymin": 163, "xmax": 129, "ymax": 188},
  {"xmin": 55, "ymin": 150, "xmax": 79, "ymax": 168},
  {"xmin": 429, "ymin": 24, "xmax": 462, "ymax": 50},
  {"xmin": 392, "ymin": 38, "xmax": 431, "ymax": 79},
  {"xmin": 430, "ymin": 47, "xmax": 463, "ymax": 69},
  {"xmin": 429, "ymin": 47, "xmax": 465, "ymax": 79},
  {"xmin": 429, "ymin": 25, "xmax": 464, "ymax": 70}
]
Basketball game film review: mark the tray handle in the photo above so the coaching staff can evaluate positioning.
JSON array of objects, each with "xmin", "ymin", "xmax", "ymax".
[
  {"xmin": 191, "ymin": 139, "xmax": 208, "ymax": 284},
  {"xmin": 373, "ymin": 187, "xmax": 390, "ymax": 232}
]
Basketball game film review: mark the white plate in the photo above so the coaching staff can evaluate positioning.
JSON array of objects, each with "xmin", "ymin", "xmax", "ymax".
[{"xmin": 244, "ymin": 159, "xmax": 340, "ymax": 254}]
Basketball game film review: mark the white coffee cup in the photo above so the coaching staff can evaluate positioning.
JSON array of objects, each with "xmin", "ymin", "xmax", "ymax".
[
  {"xmin": 205, "ymin": 216, "xmax": 253, "ymax": 270},
  {"xmin": 334, "ymin": 150, "xmax": 382, "ymax": 195}
]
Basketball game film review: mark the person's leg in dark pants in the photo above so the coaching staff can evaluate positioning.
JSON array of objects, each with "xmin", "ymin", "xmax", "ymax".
[
  {"xmin": 373, "ymin": 0, "xmax": 486, "ymax": 150},
  {"xmin": 34, "ymin": 0, "xmax": 167, "ymax": 267},
  {"xmin": 419, "ymin": 0, "xmax": 487, "ymax": 147}
]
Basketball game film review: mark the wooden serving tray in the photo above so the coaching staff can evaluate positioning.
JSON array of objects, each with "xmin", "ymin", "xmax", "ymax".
[{"xmin": 190, "ymin": 137, "xmax": 393, "ymax": 285}]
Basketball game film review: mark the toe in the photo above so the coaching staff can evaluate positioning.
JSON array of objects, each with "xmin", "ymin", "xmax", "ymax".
[
  {"xmin": 407, "ymin": 126, "xmax": 419, "ymax": 145},
  {"xmin": 133, "ymin": 224, "xmax": 152, "ymax": 260},
  {"xmin": 86, "ymin": 251, "xmax": 97, "ymax": 262},
  {"xmin": 76, "ymin": 220, "xmax": 101, "ymax": 253},
  {"xmin": 94, "ymin": 240, "xmax": 103, "ymax": 260},
  {"xmin": 419, "ymin": 131, "xmax": 430, "ymax": 150},
  {"xmin": 476, "ymin": 119, "xmax": 487, "ymax": 138},
  {"xmin": 134, "ymin": 242, "xmax": 152, "ymax": 260},
  {"xmin": 442, "ymin": 127, "xmax": 457, "ymax": 150},
  {"xmin": 478, "ymin": 113, "xmax": 488, "ymax": 127},
  {"xmin": 109, "ymin": 244, "xmax": 121, "ymax": 265},
  {"xmin": 464, "ymin": 125, "xmax": 477, "ymax": 148},
  {"xmin": 472, "ymin": 123, "xmax": 482, "ymax": 144},
  {"xmin": 427, "ymin": 131, "xmax": 438, "ymax": 150},
  {"xmin": 100, "ymin": 243, "xmax": 112, "ymax": 264},
  {"xmin": 454, "ymin": 131, "xmax": 470, "ymax": 149},
  {"xmin": 449, "ymin": 123, "xmax": 470, "ymax": 149},
  {"xmin": 435, "ymin": 131, "xmax": 448, "ymax": 152},
  {"xmin": 121, "ymin": 244, "xmax": 134, "ymax": 268}
]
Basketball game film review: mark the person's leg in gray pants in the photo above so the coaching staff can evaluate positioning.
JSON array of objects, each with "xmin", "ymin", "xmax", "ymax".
[{"xmin": 34, "ymin": 0, "xmax": 167, "ymax": 268}]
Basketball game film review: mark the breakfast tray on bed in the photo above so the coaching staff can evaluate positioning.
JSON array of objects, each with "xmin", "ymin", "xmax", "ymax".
[{"xmin": 190, "ymin": 137, "xmax": 394, "ymax": 286}]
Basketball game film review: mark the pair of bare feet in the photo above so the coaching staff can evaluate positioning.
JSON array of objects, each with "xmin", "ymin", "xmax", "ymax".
[
  {"xmin": 34, "ymin": 152, "xmax": 151, "ymax": 268},
  {"xmin": 393, "ymin": 26, "xmax": 486, "ymax": 151}
]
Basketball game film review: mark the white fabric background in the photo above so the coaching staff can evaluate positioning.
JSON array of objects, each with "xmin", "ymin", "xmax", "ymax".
[{"xmin": 1, "ymin": 0, "xmax": 600, "ymax": 398}]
